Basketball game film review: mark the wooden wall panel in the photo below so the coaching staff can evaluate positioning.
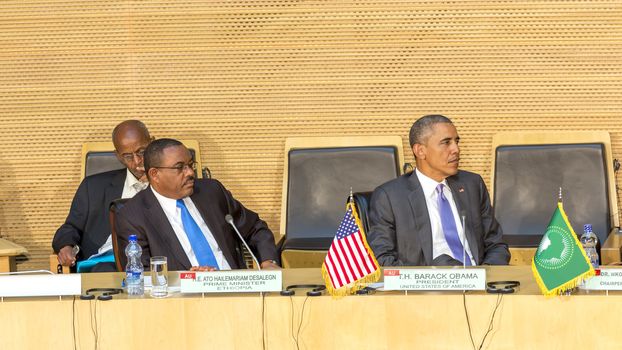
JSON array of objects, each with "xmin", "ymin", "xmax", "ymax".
[{"xmin": 1, "ymin": 0, "xmax": 621, "ymax": 270}]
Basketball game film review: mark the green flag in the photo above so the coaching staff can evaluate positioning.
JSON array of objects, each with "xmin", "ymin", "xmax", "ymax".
[{"xmin": 532, "ymin": 202, "xmax": 595, "ymax": 296}]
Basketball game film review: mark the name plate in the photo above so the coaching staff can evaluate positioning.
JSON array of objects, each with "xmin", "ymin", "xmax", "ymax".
[
  {"xmin": 582, "ymin": 269, "xmax": 622, "ymax": 290},
  {"xmin": 180, "ymin": 270, "xmax": 282, "ymax": 293},
  {"xmin": 0, "ymin": 274, "xmax": 81, "ymax": 297},
  {"xmin": 383, "ymin": 268, "xmax": 486, "ymax": 291}
]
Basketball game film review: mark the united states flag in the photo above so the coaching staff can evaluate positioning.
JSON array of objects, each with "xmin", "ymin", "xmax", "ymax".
[{"xmin": 322, "ymin": 202, "xmax": 380, "ymax": 295}]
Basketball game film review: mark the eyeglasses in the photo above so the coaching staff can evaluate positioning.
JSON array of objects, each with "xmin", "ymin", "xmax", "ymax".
[
  {"xmin": 120, "ymin": 149, "xmax": 146, "ymax": 162},
  {"xmin": 154, "ymin": 160, "xmax": 197, "ymax": 173}
]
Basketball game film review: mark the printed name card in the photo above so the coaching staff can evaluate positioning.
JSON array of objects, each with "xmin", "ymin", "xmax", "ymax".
[
  {"xmin": 383, "ymin": 268, "xmax": 486, "ymax": 291},
  {"xmin": 582, "ymin": 269, "xmax": 622, "ymax": 290},
  {"xmin": 180, "ymin": 270, "xmax": 282, "ymax": 293},
  {"xmin": 0, "ymin": 274, "xmax": 81, "ymax": 297}
]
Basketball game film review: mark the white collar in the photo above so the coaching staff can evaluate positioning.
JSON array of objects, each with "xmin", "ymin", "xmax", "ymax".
[
  {"xmin": 415, "ymin": 168, "xmax": 449, "ymax": 199},
  {"xmin": 150, "ymin": 186, "xmax": 184, "ymax": 214},
  {"xmin": 125, "ymin": 168, "xmax": 148, "ymax": 190}
]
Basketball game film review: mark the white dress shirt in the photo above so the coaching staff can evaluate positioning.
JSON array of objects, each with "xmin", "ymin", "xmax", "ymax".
[
  {"xmin": 122, "ymin": 168, "xmax": 148, "ymax": 199},
  {"xmin": 150, "ymin": 187, "xmax": 231, "ymax": 270},
  {"xmin": 416, "ymin": 169, "xmax": 475, "ymax": 265}
]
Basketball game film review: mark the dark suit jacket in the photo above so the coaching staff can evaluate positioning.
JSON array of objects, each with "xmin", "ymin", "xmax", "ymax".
[
  {"xmin": 115, "ymin": 178, "xmax": 279, "ymax": 271},
  {"xmin": 52, "ymin": 169, "xmax": 126, "ymax": 261},
  {"xmin": 367, "ymin": 170, "xmax": 510, "ymax": 266}
]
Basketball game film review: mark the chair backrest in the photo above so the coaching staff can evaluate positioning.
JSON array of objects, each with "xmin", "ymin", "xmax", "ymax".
[
  {"xmin": 491, "ymin": 131, "xmax": 619, "ymax": 249},
  {"xmin": 109, "ymin": 198, "xmax": 130, "ymax": 272},
  {"xmin": 279, "ymin": 136, "xmax": 404, "ymax": 252},
  {"xmin": 81, "ymin": 140, "xmax": 204, "ymax": 179},
  {"xmin": 351, "ymin": 191, "xmax": 373, "ymax": 236}
]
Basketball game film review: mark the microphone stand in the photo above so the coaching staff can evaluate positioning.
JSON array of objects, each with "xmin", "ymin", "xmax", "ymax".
[{"xmin": 225, "ymin": 214, "xmax": 261, "ymax": 270}]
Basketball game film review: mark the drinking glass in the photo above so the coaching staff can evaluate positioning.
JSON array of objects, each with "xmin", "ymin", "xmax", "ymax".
[{"xmin": 150, "ymin": 256, "xmax": 168, "ymax": 298}]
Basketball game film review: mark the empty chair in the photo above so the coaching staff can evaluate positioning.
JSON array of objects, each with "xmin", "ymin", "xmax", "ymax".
[
  {"xmin": 279, "ymin": 136, "xmax": 404, "ymax": 268},
  {"xmin": 491, "ymin": 131, "xmax": 621, "ymax": 265}
]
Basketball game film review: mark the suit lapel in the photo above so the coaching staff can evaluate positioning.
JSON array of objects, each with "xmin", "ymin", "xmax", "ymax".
[
  {"xmin": 97, "ymin": 169, "xmax": 125, "ymax": 248},
  {"xmin": 190, "ymin": 184, "xmax": 238, "ymax": 268},
  {"xmin": 447, "ymin": 176, "xmax": 479, "ymax": 264},
  {"xmin": 104, "ymin": 169, "xmax": 125, "ymax": 211},
  {"xmin": 143, "ymin": 189, "xmax": 192, "ymax": 269},
  {"xmin": 406, "ymin": 173, "xmax": 434, "ymax": 265}
]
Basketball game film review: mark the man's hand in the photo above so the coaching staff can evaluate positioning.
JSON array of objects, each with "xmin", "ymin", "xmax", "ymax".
[
  {"xmin": 190, "ymin": 266, "xmax": 218, "ymax": 272},
  {"xmin": 260, "ymin": 260, "xmax": 280, "ymax": 269},
  {"xmin": 57, "ymin": 246, "xmax": 77, "ymax": 266}
]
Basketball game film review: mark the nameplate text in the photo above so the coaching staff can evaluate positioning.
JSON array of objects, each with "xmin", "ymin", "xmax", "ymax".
[
  {"xmin": 180, "ymin": 270, "xmax": 282, "ymax": 293},
  {"xmin": 383, "ymin": 268, "xmax": 486, "ymax": 291},
  {"xmin": 582, "ymin": 269, "xmax": 622, "ymax": 290}
]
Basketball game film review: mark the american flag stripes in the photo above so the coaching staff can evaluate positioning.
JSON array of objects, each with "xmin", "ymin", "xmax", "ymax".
[{"xmin": 322, "ymin": 201, "xmax": 380, "ymax": 296}]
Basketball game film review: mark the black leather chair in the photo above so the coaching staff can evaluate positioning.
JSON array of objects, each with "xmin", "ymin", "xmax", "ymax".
[
  {"xmin": 491, "ymin": 131, "xmax": 622, "ymax": 265},
  {"xmin": 278, "ymin": 136, "xmax": 404, "ymax": 267},
  {"xmin": 109, "ymin": 198, "xmax": 130, "ymax": 272},
  {"xmin": 350, "ymin": 191, "xmax": 373, "ymax": 235}
]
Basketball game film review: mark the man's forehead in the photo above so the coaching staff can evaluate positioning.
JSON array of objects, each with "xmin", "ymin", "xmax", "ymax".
[
  {"xmin": 419, "ymin": 122, "xmax": 457, "ymax": 143},
  {"xmin": 161, "ymin": 145, "xmax": 191, "ymax": 160},
  {"xmin": 116, "ymin": 133, "xmax": 150, "ymax": 149}
]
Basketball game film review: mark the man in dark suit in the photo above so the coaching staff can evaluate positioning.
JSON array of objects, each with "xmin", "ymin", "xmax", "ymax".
[
  {"xmin": 53, "ymin": 120, "xmax": 152, "ymax": 272},
  {"xmin": 367, "ymin": 115, "xmax": 510, "ymax": 266},
  {"xmin": 115, "ymin": 138, "xmax": 279, "ymax": 271}
]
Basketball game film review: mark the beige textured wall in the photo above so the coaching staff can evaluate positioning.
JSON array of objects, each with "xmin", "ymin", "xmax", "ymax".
[{"xmin": 1, "ymin": 0, "xmax": 621, "ymax": 270}]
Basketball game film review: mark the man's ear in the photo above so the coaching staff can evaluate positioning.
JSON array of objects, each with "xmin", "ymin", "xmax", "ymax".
[
  {"xmin": 147, "ymin": 168, "xmax": 158, "ymax": 183},
  {"xmin": 413, "ymin": 144, "xmax": 426, "ymax": 160}
]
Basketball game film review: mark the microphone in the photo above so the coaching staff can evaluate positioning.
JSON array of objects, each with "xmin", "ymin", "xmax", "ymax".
[
  {"xmin": 224, "ymin": 214, "xmax": 261, "ymax": 270},
  {"xmin": 460, "ymin": 210, "xmax": 467, "ymax": 268}
]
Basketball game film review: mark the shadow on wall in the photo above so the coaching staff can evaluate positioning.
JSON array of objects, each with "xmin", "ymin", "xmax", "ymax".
[{"xmin": 0, "ymin": 153, "xmax": 30, "ymax": 268}]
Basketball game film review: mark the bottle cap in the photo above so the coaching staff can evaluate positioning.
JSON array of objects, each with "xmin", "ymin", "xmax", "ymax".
[
  {"xmin": 583, "ymin": 224, "xmax": 593, "ymax": 233},
  {"xmin": 129, "ymin": 234, "xmax": 137, "ymax": 242}
]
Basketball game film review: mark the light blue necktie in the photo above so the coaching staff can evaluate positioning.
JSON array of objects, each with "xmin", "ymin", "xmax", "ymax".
[
  {"xmin": 436, "ymin": 184, "xmax": 471, "ymax": 266},
  {"xmin": 176, "ymin": 199, "xmax": 219, "ymax": 268}
]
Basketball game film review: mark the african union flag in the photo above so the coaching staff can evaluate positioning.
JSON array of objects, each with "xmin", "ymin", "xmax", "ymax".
[{"xmin": 532, "ymin": 202, "xmax": 595, "ymax": 296}]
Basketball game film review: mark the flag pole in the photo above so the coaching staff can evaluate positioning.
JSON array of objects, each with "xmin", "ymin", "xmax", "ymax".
[
  {"xmin": 349, "ymin": 187, "xmax": 354, "ymax": 204},
  {"xmin": 558, "ymin": 187, "xmax": 563, "ymax": 203}
]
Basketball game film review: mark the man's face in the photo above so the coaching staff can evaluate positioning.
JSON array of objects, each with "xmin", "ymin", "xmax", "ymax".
[
  {"xmin": 115, "ymin": 131, "xmax": 151, "ymax": 181},
  {"xmin": 413, "ymin": 122, "xmax": 460, "ymax": 182},
  {"xmin": 149, "ymin": 145, "xmax": 196, "ymax": 199}
]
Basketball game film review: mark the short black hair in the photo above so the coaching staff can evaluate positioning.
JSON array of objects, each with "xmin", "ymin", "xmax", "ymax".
[
  {"xmin": 144, "ymin": 138, "xmax": 184, "ymax": 174},
  {"xmin": 408, "ymin": 114, "xmax": 453, "ymax": 148}
]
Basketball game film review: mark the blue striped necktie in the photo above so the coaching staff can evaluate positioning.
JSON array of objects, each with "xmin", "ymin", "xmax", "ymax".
[
  {"xmin": 176, "ymin": 199, "xmax": 219, "ymax": 268},
  {"xmin": 436, "ymin": 184, "xmax": 471, "ymax": 266}
]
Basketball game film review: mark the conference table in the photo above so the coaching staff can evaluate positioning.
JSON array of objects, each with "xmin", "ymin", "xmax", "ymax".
[{"xmin": 1, "ymin": 266, "xmax": 620, "ymax": 349}]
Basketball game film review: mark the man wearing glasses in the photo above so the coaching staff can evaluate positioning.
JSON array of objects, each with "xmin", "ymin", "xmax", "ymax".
[
  {"xmin": 115, "ymin": 138, "xmax": 279, "ymax": 271},
  {"xmin": 53, "ymin": 120, "xmax": 153, "ymax": 272}
]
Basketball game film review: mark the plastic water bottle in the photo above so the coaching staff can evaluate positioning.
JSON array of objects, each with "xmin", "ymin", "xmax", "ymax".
[
  {"xmin": 580, "ymin": 224, "xmax": 599, "ymax": 269},
  {"xmin": 125, "ymin": 234, "xmax": 144, "ymax": 296}
]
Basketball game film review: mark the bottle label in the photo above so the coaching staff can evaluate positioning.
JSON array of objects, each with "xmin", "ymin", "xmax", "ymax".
[{"xmin": 126, "ymin": 271, "xmax": 143, "ymax": 282}]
